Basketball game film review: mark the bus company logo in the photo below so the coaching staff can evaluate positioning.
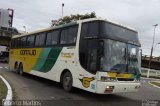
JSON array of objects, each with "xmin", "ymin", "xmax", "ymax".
[
  {"xmin": 79, "ymin": 77, "xmax": 95, "ymax": 88},
  {"xmin": 61, "ymin": 52, "xmax": 74, "ymax": 58},
  {"xmin": 20, "ymin": 50, "xmax": 36, "ymax": 56}
]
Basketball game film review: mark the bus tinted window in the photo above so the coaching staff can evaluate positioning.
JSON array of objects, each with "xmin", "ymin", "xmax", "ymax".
[
  {"xmin": 81, "ymin": 21, "xmax": 99, "ymax": 38},
  {"xmin": 27, "ymin": 35, "xmax": 35, "ymax": 47},
  {"xmin": 16, "ymin": 38, "xmax": 21, "ymax": 47},
  {"xmin": 100, "ymin": 22, "xmax": 139, "ymax": 44},
  {"xmin": 81, "ymin": 21, "xmax": 140, "ymax": 46},
  {"xmin": 11, "ymin": 39, "xmax": 15, "ymax": 47},
  {"xmin": 20, "ymin": 37, "xmax": 27, "ymax": 47},
  {"xmin": 35, "ymin": 33, "xmax": 46, "ymax": 46},
  {"xmin": 46, "ymin": 30, "xmax": 59, "ymax": 46},
  {"xmin": 60, "ymin": 26, "xmax": 78, "ymax": 45}
]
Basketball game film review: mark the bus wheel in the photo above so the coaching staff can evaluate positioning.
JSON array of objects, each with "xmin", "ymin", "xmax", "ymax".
[
  {"xmin": 62, "ymin": 71, "xmax": 73, "ymax": 92},
  {"xmin": 15, "ymin": 63, "xmax": 19, "ymax": 74},
  {"xmin": 19, "ymin": 64, "xmax": 24, "ymax": 76}
]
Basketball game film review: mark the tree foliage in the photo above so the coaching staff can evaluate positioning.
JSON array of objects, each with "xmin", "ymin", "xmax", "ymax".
[{"xmin": 51, "ymin": 12, "xmax": 96, "ymax": 26}]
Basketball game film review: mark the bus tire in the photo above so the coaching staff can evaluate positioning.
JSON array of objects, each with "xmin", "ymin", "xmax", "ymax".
[
  {"xmin": 62, "ymin": 71, "xmax": 73, "ymax": 92},
  {"xmin": 15, "ymin": 62, "xmax": 19, "ymax": 74},
  {"xmin": 19, "ymin": 63, "xmax": 24, "ymax": 76}
]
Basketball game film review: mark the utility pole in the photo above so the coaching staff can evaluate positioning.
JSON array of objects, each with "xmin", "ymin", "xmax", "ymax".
[
  {"xmin": 23, "ymin": 26, "xmax": 27, "ymax": 33},
  {"xmin": 148, "ymin": 24, "xmax": 158, "ymax": 78},
  {"xmin": 62, "ymin": 3, "xmax": 64, "ymax": 19}
]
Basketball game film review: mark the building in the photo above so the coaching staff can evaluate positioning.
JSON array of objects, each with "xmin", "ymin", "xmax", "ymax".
[
  {"xmin": 0, "ymin": 8, "xmax": 13, "ymax": 27},
  {"xmin": 0, "ymin": 8, "xmax": 19, "ymax": 46}
]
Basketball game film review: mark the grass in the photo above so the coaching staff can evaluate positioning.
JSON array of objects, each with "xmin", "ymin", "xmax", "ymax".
[
  {"xmin": 150, "ymin": 81, "xmax": 160, "ymax": 87},
  {"xmin": 0, "ymin": 78, "xmax": 7, "ymax": 100}
]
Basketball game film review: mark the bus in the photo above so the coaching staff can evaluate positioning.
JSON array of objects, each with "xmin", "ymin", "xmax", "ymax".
[{"xmin": 9, "ymin": 18, "xmax": 141, "ymax": 94}]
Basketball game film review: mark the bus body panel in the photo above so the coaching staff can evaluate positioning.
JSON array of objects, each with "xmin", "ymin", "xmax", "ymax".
[{"xmin": 96, "ymin": 81, "xmax": 140, "ymax": 94}]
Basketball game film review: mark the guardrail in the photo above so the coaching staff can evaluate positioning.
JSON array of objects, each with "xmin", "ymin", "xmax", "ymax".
[{"xmin": 141, "ymin": 68, "xmax": 160, "ymax": 78}]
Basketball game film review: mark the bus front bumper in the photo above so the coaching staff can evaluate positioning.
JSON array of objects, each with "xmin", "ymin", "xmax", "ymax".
[{"xmin": 96, "ymin": 81, "xmax": 140, "ymax": 94}]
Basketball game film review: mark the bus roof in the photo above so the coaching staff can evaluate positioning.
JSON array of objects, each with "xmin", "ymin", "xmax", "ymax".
[
  {"xmin": 78, "ymin": 18, "xmax": 137, "ymax": 33},
  {"xmin": 12, "ymin": 18, "xmax": 137, "ymax": 39}
]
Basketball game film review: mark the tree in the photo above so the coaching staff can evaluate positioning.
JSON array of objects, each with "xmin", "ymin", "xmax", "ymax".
[{"xmin": 51, "ymin": 12, "xmax": 96, "ymax": 27}]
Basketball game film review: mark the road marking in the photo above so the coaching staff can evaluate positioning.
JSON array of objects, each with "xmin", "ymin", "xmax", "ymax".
[
  {"xmin": 0, "ymin": 66, "xmax": 8, "ymax": 69},
  {"xmin": 148, "ymin": 81, "xmax": 160, "ymax": 89},
  {"xmin": 5, "ymin": 67, "xmax": 8, "ymax": 69},
  {"xmin": 0, "ymin": 75, "xmax": 12, "ymax": 106}
]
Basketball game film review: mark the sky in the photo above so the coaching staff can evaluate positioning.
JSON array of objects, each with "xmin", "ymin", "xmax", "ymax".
[{"xmin": 0, "ymin": 0, "xmax": 160, "ymax": 56}]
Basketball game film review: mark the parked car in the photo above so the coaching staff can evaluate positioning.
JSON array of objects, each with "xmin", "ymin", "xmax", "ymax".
[{"xmin": 0, "ymin": 51, "xmax": 9, "ymax": 63}]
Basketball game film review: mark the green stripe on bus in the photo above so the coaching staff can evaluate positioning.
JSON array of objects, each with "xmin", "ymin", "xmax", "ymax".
[
  {"xmin": 39, "ymin": 47, "xmax": 62, "ymax": 72},
  {"xmin": 33, "ymin": 47, "xmax": 62, "ymax": 73},
  {"xmin": 32, "ymin": 48, "xmax": 51, "ymax": 71}
]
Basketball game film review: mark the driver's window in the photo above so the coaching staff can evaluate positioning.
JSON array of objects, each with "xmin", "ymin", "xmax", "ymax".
[{"xmin": 87, "ymin": 40, "xmax": 98, "ymax": 73}]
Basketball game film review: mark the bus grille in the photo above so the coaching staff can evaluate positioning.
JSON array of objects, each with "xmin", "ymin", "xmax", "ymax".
[{"xmin": 117, "ymin": 78, "xmax": 134, "ymax": 81}]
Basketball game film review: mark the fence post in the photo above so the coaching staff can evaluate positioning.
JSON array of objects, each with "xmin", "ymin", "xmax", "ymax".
[{"xmin": 147, "ymin": 69, "xmax": 150, "ymax": 78}]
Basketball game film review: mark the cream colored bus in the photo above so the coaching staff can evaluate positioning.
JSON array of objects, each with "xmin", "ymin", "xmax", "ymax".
[{"xmin": 9, "ymin": 18, "xmax": 141, "ymax": 94}]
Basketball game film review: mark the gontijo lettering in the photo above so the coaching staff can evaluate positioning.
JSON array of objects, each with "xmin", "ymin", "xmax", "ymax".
[{"xmin": 20, "ymin": 50, "xmax": 36, "ymax": 55}]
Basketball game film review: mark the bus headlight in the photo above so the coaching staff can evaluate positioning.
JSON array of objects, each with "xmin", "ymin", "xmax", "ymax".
[{"xmin": 101, "ymin": 76, "xmax": 117, "ymax": 82}]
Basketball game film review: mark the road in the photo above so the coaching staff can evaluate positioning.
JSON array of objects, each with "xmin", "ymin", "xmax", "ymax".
[{"xmin": 0, "ymin": 63, "xmax": 160, "ymax": 106}]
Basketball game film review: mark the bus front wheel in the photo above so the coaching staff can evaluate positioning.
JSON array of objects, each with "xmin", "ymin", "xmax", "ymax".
[{"xmin": 62, "ymin": 71, "xmax": 73, "ymax": 92}]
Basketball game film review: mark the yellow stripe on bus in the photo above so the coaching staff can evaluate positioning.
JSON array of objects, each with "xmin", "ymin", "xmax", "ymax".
[{"xmin": 107, "ymin": 72, "xmax": 133, "ymax": 78}]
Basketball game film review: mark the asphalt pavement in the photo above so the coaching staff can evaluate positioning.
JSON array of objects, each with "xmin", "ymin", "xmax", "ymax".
[{"xmin": 0, "ymin": 63, "xmax": 160, "ymax": 106}]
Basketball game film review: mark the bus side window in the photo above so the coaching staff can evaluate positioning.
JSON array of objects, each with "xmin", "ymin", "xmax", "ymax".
[
  {"xmin": 60, "ymin": 25, "xmax": 78, "ymax": 45},
  {"xmin": 20, "ymin": 37, "xmax": 27, "ymax": 47},
  {"xmin": 68, "ymin": 26, "xmax": 78, "ymax": 43},
  {"xmin": 60, "ymin": 29, "xmax": 67, "ymax": 44},
  {"xmin": 87, "ymin": 40, "xmax": 98, "ymax": 72},
  {"xmin": 27, "ymin": 35, "xmax": 35, "ymax": 47},
  {"xmin": 35, "ymin": 33, "xmax": 46, "ymax": 46},
  {"xmin": 16, "ymin": 38, "xmax": 21, "ymax": 47},
  {"xmin": 81, "ymin": 21, "xmax": 99, "ymax": 38},
  {"xmin": 46, "ymin": 30, "xmax": 59, "ymax": 46},
  {"xmin": 79, "ymin": 22, "xmax": 99, "ymax": 74},
  {"xmin": 11, "ymin": 39, "xmax": 15, "ymax": 48}
]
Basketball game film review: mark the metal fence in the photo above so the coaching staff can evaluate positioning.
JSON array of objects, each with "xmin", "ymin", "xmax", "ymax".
[{"xmin": 141, "ymin": 68, "xmax": 160, "ymax": 78}]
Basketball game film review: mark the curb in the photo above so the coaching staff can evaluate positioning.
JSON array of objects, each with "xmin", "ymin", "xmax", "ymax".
[
  {"xmin": 0, "ymin": 75, "xmax": 12, "ymax": 106},
  {"xmin": 148, "ymin": 81, "xmax": 160, "ymax": 89}
]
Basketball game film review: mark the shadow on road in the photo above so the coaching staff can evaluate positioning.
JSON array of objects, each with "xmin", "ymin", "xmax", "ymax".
[{"xmin": 20, "ymin": 73, "xmax": 133, "ymax": 101}]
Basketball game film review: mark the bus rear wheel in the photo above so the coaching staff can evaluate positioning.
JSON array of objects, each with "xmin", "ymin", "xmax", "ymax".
[
  {"xmin": 19, "ymin": 64, "xmax": 24, "ymax": 76},
  {"xmin": 15, "ymin": 63, "xmax": 19, "ymax": 74},
  {"xmin": 62, "ymin": 71, "xmax": 73, "ymax": 92}
]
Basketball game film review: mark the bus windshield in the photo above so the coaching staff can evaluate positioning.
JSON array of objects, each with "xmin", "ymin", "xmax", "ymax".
[
  {"xmin": 100, "ymin": 39, "xmax": 140, "ymax": 74},
  {"xmin": 128, "ymin": 44, "xmax": 140, "ymax": 74},
  {"xmin": 80, "ymin": 20, "xmax": 141, "ymax": 74},
  {"xmin": 100, "ymin": 39, "xmax": 127, "ymax": 73}
]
